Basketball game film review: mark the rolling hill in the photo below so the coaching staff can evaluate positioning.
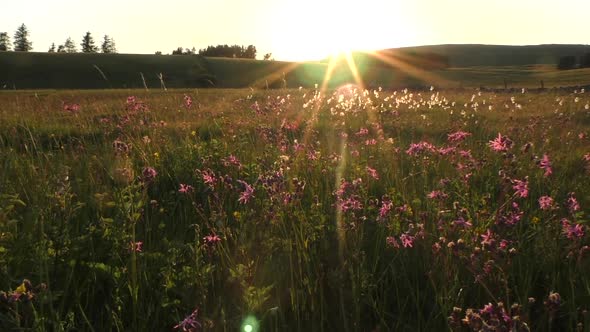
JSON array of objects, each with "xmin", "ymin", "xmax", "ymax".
[
  {"xmin": 1, "ymin": 44, "xmax": 590, "ymax": 90},
  {"xmin": 373, "ymin": 44, "xmax": 590, "ymax": 67}
]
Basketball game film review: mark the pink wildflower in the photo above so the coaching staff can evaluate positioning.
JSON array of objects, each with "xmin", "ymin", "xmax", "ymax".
[
  {"xmin": 203, "ymin": 234, "xmax": 221, "ymax": 247},
  {"xmin": 339, "ymin": 196, "xmax": 363, "ymax": 212},
  {"xmin": 452, "ymin": 216, "xmax": 472, "ymax": 228},
  {"xmin": 307, "ymin": 150, "xmax": 320, "ymax": 161},
  {"xmin": 480, "ymin": 303, "xmax": 494, "ymax": 315},
  {"xmin": 499, "ymin": 202, "xmax": 523, "ymax": 226},
  {"xmin": 438, "ymin": 146, "xmax": 456, "ymax": 155},
  {"xmin": 178, "ymin": 184, "xmax": 194, "ymax": 194},
  {"xmin": 447, "ymin": 130, "xmax": 471, "ymax": 142},
  {"xmin": 481, "ymin": 229, "xmax": 495, "ymax": 247},
  {"xmin": 567, "ymin": 192, "xmax": 580, "ymax": 212},
  {"xmin": 539, "ymin": 154, "xmax": 553, "ymax": 177},
  {"xmin": 538, "ymin": 196, "xmax": 554, "ymax": 210},
  {"xmin": 378, "ymin": 197, "xmax": 393, "ymax": 220},
  {"xmin": 427, "ymin": 190, "xmax": 448, "ymax": 200},
  {"xmin": 386, "ymin": 236, "xmax": 400, "ymax": 248},
  {"xmin": 356, "ymin": 128, "xmax": 369, "ymax": 136},
  {"xmin": 184, "ymin": 95, "xmax": 193, "ymax": 108},
  {"xmin": 365, "ymin": 139, "xmax": 377, "ymax": 146},
  {"xmin": 237, "ymin": 180, "xmax": 255, "ymax": 204},
  {"xmin": 125, "ymin": 96, "xmax": 148, "ymax": 113},
  {"xmin": 512, "ymin": 178, "xmax": 529, "ymax": 198},
  {"xmin": 459, "ymin": 149, "xmax": 473, "ymax": 160},
  {"xmin": 400, "ymin": 233, "xmax": 415, "ymax": 248},
  {"xmin": 199, "ymin": 169, "xmax": 217, "ymax": 188},
  {"xmin": 222, "ymin": 155, "xmax": 242, "ymax": 168},
  {"xmin": 63, "ymin": 102, "xmax": 80, "ymax": 113},
  {"xmin": 130, "ymin": 241, "xmax": 143, "ymax": 252},
  {"xmin": 174, "ymin": 308, "xmax": 202, "ymax": 332},
  {"xmin": 406, "ymin": 141, "xmax": 436, "ymax": 156},
  {"xmin": 562, "ymin": 218, "xmax": 585, "ymax": 239},
  {"xmin": 366, "ymin": 166, "xmax": 379, "ymax": 180},
  {"xmin": 141, "ymin": 167, "xmax": 157, "ymax": 183},
  {"xmin": 499, "ymin": 239, "xmax": 509, "ymax": 250},
  {"xmin": 488, "ymin": 133, "xmax": 513, "ymax": 152}
]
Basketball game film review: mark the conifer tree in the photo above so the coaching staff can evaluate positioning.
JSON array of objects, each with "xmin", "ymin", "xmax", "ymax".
[
  {"xmin": 64, "ymin": 37, "xmax": 77, "ymax": 53},
  {"xmin": 101, "ymin": 35, "xmax": 117, "ymax": 53},
  {"xmin": 0, "ymin": 32, "xmax": 11, "ymax": 51},
  {"xmin": 13, "ymin": 24, "xmax": 33, "ymax": 51},
  {"xmin": 81, "ymin": 32, "xmax": 98, "ymax": 53}
]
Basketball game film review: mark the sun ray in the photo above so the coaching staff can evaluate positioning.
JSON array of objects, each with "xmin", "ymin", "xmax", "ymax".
[
  {"xmin": 367, "ymin": 50, "xmax": 454, "ymax": 87},
  {"xmin": 249, "ymin": 61, "xmax": 301, "ymax": 88},
  {"xmin": 343, "ymin": 52, "xmax": 365, "ymax": 90}
]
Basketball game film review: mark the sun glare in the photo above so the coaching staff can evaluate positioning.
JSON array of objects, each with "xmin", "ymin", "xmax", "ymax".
[{"xmin": 270, "ymin": 0, "xmax": 413, "ymax": 62}]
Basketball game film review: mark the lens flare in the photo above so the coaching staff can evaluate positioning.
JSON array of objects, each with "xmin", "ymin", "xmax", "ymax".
[{"xmin": 241, "ymin": 315, "xmax": 259, "ymax": 332}]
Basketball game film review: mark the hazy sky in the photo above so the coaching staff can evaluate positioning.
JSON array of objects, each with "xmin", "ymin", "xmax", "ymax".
[{"xmin": 3, "ymin": 0, "xmax": 589, "ymax": 61}]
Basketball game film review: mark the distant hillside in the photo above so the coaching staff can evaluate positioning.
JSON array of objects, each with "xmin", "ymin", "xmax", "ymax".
[
  {"xmin": 2, "ymin": 47, "xmax": 590, "ymax": 90},
  {"xmin": 0, "ymin": 52, "xmax": 336, "ymax": 90},
  {"xmin": 0, "ymin": 52, "xmax": 217, "ymax": 89},
  {"xmin": 376, "ymin": 44, "xmax": 590, "ymax": 67}
]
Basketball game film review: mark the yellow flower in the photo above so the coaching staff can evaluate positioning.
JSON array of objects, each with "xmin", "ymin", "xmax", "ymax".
[
  {"xmin": 233, "ymin": 211, "xmax": 242, "ymax": 220},
  {"xmin": 14, "ymin": 282, "xmax": 26, "ymax": 294},
  {"xmin": 154, "ymin": 152, "xmax": 160, "ymax": 160},
  {"xmin": 191, "ymin": 131, "xmax": 197, "ymax": 137},
  {"xmin": 532, "ymin": 217, "xmax": 540, "ymax": 224}
]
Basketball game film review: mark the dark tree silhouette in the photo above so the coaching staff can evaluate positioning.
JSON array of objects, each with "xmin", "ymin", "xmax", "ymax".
[
  {"xmin": 244, "ymin": 45, "xmax": 257, "ymax": 59},
  {"xmin": 81, "ymin": 32, "xmax": 98, "ymax": 53},
  {"xmin": 64, "ymin": 37, "xmax": 77, "ymax": 53},
  {"xmin": 172, "ymin": 47, "xmax": 184, "ymax": 55},
  {"xmin": 48, "ymin": 43, "xmax": 56, "ymax": 52},
  {"xmin": 198, "ymin": 44, "xmax": 257, "ymax": 59},
  {"xmin": 101, "ymin": 35, "xmax": 117, "ymax": 53},
  {"xmin": 0, "ymin": 32, "xmax": 11, "ymax": 51},
  {"xmin": 13, "ymin": 24, "xmax": 32, "ymax": 51}
]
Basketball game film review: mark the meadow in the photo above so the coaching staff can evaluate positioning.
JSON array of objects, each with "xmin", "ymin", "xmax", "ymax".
[
  {"xmin": 3, "ymin": 49, "xmax": 590, "ymax": 91},
  {"xmin": 0, "ymin": 86, "xmax": 589, "ymax": 331}
]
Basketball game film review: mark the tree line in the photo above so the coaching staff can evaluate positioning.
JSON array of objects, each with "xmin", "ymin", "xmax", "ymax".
[
  {"xmin": 164, "ymin": 44, "xmax": 272, "ymax": 60},
  {"xmin": 557, "ymin": 54, "xmax": 590, "ymax": 70},
  {"xmin": 2, "ymin": 24, "xmax": 268, "ymax": 60},
  {"xmin": 0, "ymin": 24, "xmax": 116, "ymax": 53}
]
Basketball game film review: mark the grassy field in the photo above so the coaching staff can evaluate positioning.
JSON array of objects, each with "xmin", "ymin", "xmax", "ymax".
[
  {"xmin": 2, "ymin": 45, "xmax": 590, "ymax": 90},
  {"xmin": 0, "ymin": 86, "xmax": 589, "ymax": 331}
]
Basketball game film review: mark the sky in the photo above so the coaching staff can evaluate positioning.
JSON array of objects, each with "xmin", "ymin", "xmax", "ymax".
[{"xmin": 2, "ymin": 0, "xmax": 589, "ymax": 61}]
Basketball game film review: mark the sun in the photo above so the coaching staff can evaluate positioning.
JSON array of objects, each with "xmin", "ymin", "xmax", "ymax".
[{"xmin": 268, "ymin": 0, "xmax": 412, "ymax": 62}]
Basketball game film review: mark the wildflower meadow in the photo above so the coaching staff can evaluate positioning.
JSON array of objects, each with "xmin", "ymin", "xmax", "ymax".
[{"xmin": 0, "ymin": 86, "xmax": 589, "ymax": 331}]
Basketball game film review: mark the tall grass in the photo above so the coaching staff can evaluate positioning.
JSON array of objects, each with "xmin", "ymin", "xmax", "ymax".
[{"xmin": 0, "ymin": 87, "xmax": 589, "ymax": 331}]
